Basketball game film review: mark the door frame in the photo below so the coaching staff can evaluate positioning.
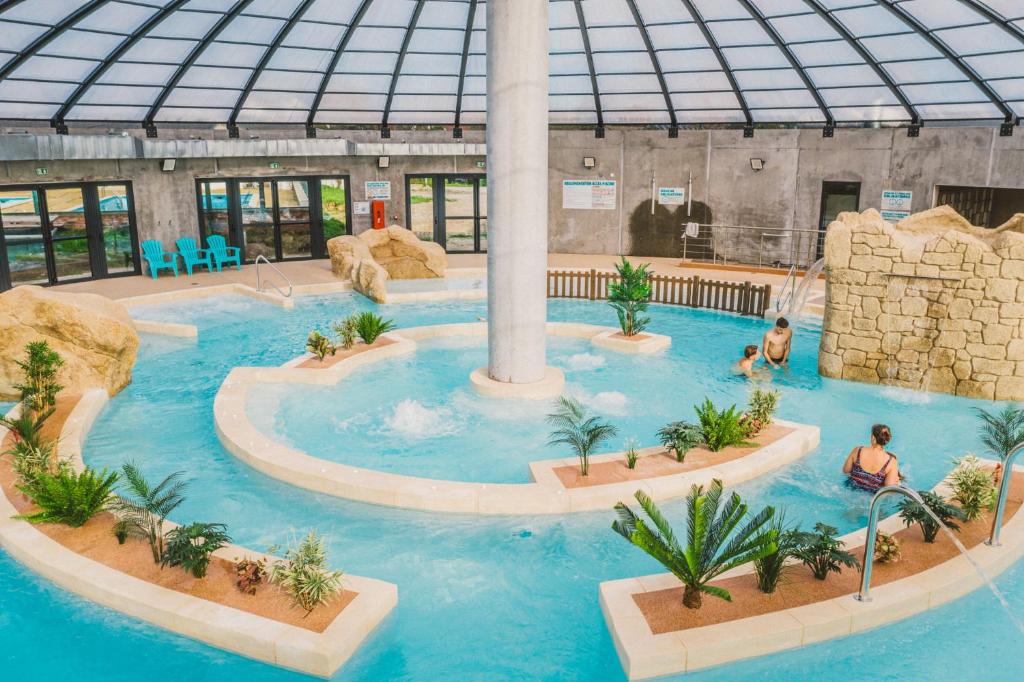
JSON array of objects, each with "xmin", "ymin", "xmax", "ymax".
[
  {"xmin": 404, "ymin": 173, "xmax": 487, "ymax": 253},
  {"xmin": 0, "ymin": 180, "xmax": 141, "ymax": 290},
  {"xmin": 196, "ymin": 175, "xmax": 352, "ymax": 263},
  {"xmin": 817, "ymin": 180, "xmax": 861, "ymax": 260}
]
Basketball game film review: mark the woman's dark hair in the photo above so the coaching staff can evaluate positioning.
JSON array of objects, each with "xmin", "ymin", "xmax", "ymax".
[
  {"xmin": 872, "ymin": 424, "xmax": 892, "ymax": 447},
  {"xmin": 744, "ymin": 344, "xmax": 759, "ymax": 358}
]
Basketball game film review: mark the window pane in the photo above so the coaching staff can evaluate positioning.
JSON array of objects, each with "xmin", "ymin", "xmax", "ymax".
[
  {"xmin": 445, "ymin": 218, "xmax": 475, "ymax": 252},
  {"xmin": 409, "ymin": 176, "xmax": 434, "ymax": 242},
  {"xmin": 320, "ymin": 179, "xmax": 348, "ymax": 241},
  {"xmin": 45, "ymin": 187, "xmax": 92, "ymax": 282},
  {"xmin": 443, "ymin": 177, "xmax": 475, "ymax": 217},
  {"xmin": 97, "ymin": 184, "xmax": 135, "ymax": 275},
  {"xmin": 1, "ymin": 189, "xmax": 47, "ymax": 285},
  {"xmin": 240, "ymin": 181, "xmax": 275, "ymax": 260},
  {"xmin": 200, "ymin": 181, "xmax": 231, "ymax": 242}
]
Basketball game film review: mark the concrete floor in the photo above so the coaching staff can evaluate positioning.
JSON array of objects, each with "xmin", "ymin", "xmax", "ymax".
[{"xmin": 51, "ymin": 253, "xmax": 824, "ymax": 303}]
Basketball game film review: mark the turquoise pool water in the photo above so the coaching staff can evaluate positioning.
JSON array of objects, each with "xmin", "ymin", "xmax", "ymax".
[{"xmin": 6, "ymin": 292, "xmax": 1024, "ymax": 680}]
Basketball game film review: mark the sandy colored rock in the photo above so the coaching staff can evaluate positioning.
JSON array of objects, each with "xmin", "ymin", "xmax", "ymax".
[
  {"xmin": 354, "ymin": 258, "xmax": 389, "ymax": 303},
  {"xmin": 0, "ymin": 286, "xmax": 139, "ymax": 400},
  {"xmin": 358, "ymin": 225, "xmax": 447, "ymax": 279},
  {"xmin": 327, "ymin": 235, "xmax": 372, "ymax": 279},
  {"xmin": 820, "ymin": 206, "xmax": 1024, "ymax": 400}
]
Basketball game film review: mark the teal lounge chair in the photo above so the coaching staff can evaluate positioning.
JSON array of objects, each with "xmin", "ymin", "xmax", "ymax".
[
  {"xmin": 141, "ymin": 240, "xmax": 178, "ymax": 279},
  {"xmin": 175, "ymin": 237, "xmax": 213, "ymax": 276},
  {"xmin": 205, "ymin": 234, "xmax": 242, "ymax": 271}
]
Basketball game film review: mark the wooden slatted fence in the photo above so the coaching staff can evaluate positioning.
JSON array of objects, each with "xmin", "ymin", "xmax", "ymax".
[{"xmin": 546, "ymin": 269, "xmax": 772, "ymax": 318}]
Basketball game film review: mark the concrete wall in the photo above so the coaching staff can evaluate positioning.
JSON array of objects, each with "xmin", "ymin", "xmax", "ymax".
[{"xmin": 1, "ymin": 126, "xmax": 1023, "ymax": 261}]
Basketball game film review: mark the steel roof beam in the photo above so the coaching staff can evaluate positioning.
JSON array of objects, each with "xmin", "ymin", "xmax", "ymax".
[
  {"xmin": 305, "ymin": 0, "xmax": 375, "ymax": 132},
  {"xmin": 452, "ymin": 0, "xmax": 478, "ymax": 136},
  {"xmin": 574, "ymin": 0, "xmax": 607, "ymax": 134},
  {"xmin": 381, "ymin": 0, "xmax": 427, "ymax": 134},
  {"xmin": 624, "ymin": 0, "xmax": 678, "ymax": 134},
  {"xmin": 678, "ymin": 0, "xmax": 753, "ymax": 127}
]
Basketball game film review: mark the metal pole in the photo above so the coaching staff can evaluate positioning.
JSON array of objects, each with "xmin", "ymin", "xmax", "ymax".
[
  {"xmin": 856, "ymin": 485, "xmax": 926, "ymax": 602},
  {"xmin": 988, "ymin": 444, "xmax": 1024, "ymax": 547}
]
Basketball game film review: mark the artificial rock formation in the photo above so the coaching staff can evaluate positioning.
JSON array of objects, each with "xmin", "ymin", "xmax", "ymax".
[
  {"xmin": 327, "ymin": 226, "xmax": 447, "ymax": 303},
  {"xmin": 0, "ymin": 286, "xmax": 139, "ymax": 400},
  {"xmin": 820, "ymin": 206, "xmax": 1024, "ymax": 400}
]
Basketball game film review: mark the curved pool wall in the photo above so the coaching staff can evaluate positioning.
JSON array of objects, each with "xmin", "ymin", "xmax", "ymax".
[{"xmin": 6, "ymin": 292, "xmax": 1024, "ymax": 680}]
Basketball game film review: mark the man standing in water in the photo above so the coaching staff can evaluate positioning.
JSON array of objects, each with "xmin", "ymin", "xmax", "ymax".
[{"xmin": 763, "ymin": 317, "xmax": 792, "ymax": 369}]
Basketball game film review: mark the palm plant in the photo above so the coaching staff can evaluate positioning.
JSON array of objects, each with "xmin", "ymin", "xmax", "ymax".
[
  {"xmin": 14, "ymin": 341, "xmax": 64, "ymax": 414},
  {"xmin": 976, "ymin": 405, "xmax": 1024, "ymax": 461},
  {"xmin": 792, "ymin": 522, "xmax": 859, "ymax": 580},
  {"xmin": 306, "ymin": 331, "xmax": 336, "ymax": 362},
  {"xmin": 546, "ymin": 396, "xmax": 618, "ymax": 477},
  {"xmin": 16, "ymin": 467, "xmax": 118, "ymax": 527},
  {"xmin": 657, "ymin": 421, "xmax": 703, "ymax": 462},
  {"xmin": 612, "ymin": 481, "xmax": 777, "ymax": 609},
  {"xmin": 109, "ymin": 462, "xmax": 189, "ymax": 563},
  {"xmin": 695, "ymin": 399, "xmax": 754, "ymax": 452},
  {"xmin": 269, "ymin": 530, "xmax": 344, "ymax": 614},
  {"xmin": 352, "ymin": 311, "xmax": 396, "ymax": 345},
  {"xmin": 0, "ymin": 408, "xmax": 54, "ymax": 450},
  {"xmin": 898, "ymin": 490, "xmax": 967, "ymax": 543},
  {"xmin": 162, "ymin": 522, "xmax": 231, "ymax": 578},
  {"xmin": 607, "ymin": 257, "xmax": 652, "ymax": 337},
  {"xmin": 753, "ymin": 512, "xmax": 802, "ymax": 594}
]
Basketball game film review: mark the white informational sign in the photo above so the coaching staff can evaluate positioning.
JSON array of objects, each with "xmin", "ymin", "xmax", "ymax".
[
  {"xmin": 353, "ymin": 201, "xmax": 370, "ymax": 216},
  {"xmin": 562, "ymin": 179, "xmax": 617, "ymax": 210},
  {"xmin": 880, "ymin": 190, "xmax": 913, "ymax": 221},
  {"xmin": 657, "ymin": 187, "xmax": 686, "ymax": 205},
  {"xmin": 365, "ymin": 181, "xmax": 391, "ymax": 200}
]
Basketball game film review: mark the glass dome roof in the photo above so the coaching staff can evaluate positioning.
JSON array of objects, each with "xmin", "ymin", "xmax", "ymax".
[{"xmin": 0, "ymin": 0, "xmax": 1021, "ymax": 131}]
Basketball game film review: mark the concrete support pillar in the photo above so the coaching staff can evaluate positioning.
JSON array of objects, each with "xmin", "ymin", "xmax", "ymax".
[{"xmin": 486, "ymin": 0, "xmax": 549, "ymax": 384}]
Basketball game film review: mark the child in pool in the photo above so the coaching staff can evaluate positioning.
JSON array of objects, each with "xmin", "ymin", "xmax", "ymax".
[{"xmin": 734, "ymin": 344, "xmax": 761, "ymax": 378}]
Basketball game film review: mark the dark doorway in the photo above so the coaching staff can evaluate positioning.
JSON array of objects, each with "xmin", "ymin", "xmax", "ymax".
[
  {"xmin": 936, "ymin": 185, "xmax": 1024, "ymax": 228},
  {"xmin": 405, "ymin": 174, "xmax": 487, "ymax": 253},
  {"xmin": 817, "ymin": 181, "xmax": 861, "ymax": 260}
]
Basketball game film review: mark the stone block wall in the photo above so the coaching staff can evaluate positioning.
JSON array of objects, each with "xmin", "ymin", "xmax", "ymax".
[{"xmin": 820, "ymin": 206, "xmax": 1024, "ymax": 400}]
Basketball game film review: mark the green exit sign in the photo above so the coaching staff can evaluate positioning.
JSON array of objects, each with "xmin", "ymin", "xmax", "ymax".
[
  {"xmin": 269, "ymin": 162, "xmax": 280, "ymax": 169},
  {"xmin": 475, "ymin": 161, "xmax": 485, "ymax": 168},
  {"xmin": 35, "ymin": 167, "xmax": 48, "ymax": 175}
]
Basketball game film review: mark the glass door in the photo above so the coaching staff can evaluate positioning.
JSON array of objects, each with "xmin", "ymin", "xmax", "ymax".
[
  {"xmin": 44, "ymin": 186, "xmax": 93, "ymax": 282},
  {"xmin": 408, "ymin": 176, "xmax": 436, "ymax": 243},
  {"xmin": 319, "ymin": 178, "xmax": 350, "ymax": 242},
  {"xmin": 817, "ymin": 181, "xmax": 861, "ymax": 260},
  {"xmin": 198, "ymin": 180, "xmax": 232, "ymax": 243},
  {"xmin": 0, "ymin": 188, "xmax": 48, "ymax": 285},
  {"xmin": 405, "ymin": 174, "xmax": 486, "ymax": 252},
  {"xmin": 97, "ymin": 184, "xmax": 138, "ymax": 275},
  {"xmin": 443, "ymin": 176, "xmax": 476, "ymax": 252},
  {"xmin": 277, "ymin": 180, "xmax": 312, "ymax": 259},
  {"xmin": 239, "ymin": 180, "xmax": 276, "ymax": 261}
]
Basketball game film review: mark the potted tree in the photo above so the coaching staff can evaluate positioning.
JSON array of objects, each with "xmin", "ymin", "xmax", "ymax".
[{"xmin": 607, "ymin": 257, "xmax": 652, "ymax": 339}]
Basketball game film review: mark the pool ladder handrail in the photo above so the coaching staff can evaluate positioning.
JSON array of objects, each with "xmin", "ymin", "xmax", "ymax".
[
  {"xmin": 987, "ymin": 443, "xmax": 1024, "ymax": 547},
  {"xmin": 254, "ymin": 255, "xmax": 293, "ymax": 299},
  {"xmin": 855, "ymin": 485, "xmax": 927, "ymax": 602},
  {"xmin": 776, "ymin": 265, "xmax": 797, "ymax": 313}
]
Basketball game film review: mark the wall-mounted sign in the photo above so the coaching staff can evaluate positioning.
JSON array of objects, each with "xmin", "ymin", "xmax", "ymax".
[
  {"xmin": 657, "ymin": 187, "xmax": 686, "ymax": 205},
  {"xmin": 365, "ymin": 180, "xmax": 391, "ymax": 200},
  {"xmin": 880, "ymin": 190, "xmax": 912, "ymax": 221},
  {"xmin": 562, "ymin": 179, "xmax": 617, "ymax": 210},
  {"xmin": 475, "ymin": 161, "xmax": 486, "ymax": 169},
  {"xmin": 35, "ymin": 167, "xmax": 47, "ymax": 176},
  {"xmin": 353, "ymin": 201, "xmax": 370, "ymax": 216},
  {"xmin": 268, "ymin": 162, "xmax": 280, "ymax": 169}
]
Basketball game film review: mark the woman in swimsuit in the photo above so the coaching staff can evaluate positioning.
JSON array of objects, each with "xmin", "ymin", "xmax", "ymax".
[{"xmin": 842, "ymin": 424, "xmax": 900, "ymax": 492}]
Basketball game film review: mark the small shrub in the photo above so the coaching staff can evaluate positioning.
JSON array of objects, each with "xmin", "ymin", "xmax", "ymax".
[
  {"xmin": 949, "ymin": 454, "xmax": 997, "ymax": 521},
  {"xmin": 624, "ymin": 437, "xmax": 639, "ymax": 470},
  {"xmin": 657, "ymin": 421, "xmax": 702, "ymax": 462},
  {"xmin": 607, "ymin": 257, "xmax": 652, "ymax": 337},
  {"xmin": 14, "ymin": 341, "xmax": 64, "ymax": 414},
  {"xmin": 695, "ymin": 399, "xmax": 754, "ymax": 452},
  {"xmin": 162, "ymin": 522, "xmax": 231, "ymax": 578},
  {"xmin": 333, "ymin": 316, "xmax": 358, "ymax": 350},
  {"xmin": 754, "ymin": 513, "xmax": 801, "ymax": 594},
  {"xmin": 0, "ymin": 408, "xmax": 53, "ymax": 451},
  {"xmin": 976, "ymin": 405, "xmax": 1024, "ymax": 461},
  {"xmin": 235, "ymin": 556, "xmax": 267, "ymax": 595},
  {"xmin": 898, "ymin": 490, "xmax": 967, "ymax": 543},
  {"xmin": 352, "ymin": 311, "xmax": 397, "ymax": 345},
  {"xmin": 874, "ymin": 532, "xmax": 901, "ymax": 564},
  {"xmin": 269, "ymin": 531, "xmax": 344, "ymax": 614},
  {"xmin": 109, "ymin": 462, "xmax": 188, "ymax": 564},
  {"xmin": 741, "ymin": 388, "xmax": 780, "ymax": 437},
  {"xmin": 17, "ymin": 467, "xmax": 118, "ymax": 527},
  {"xmin": 792, "ymin": 522, "xmax": 860, "ymax": 580},
  {"xmin": 547, "ymin": 396, "xmax": 618, "ymax": 476},
  {"xmin": 306, "ymin": 331, "xmax": 336, "ymax": 361},
  {"xmin": 9, "ymin": 439, "xmax": 61, "ymax": 489}
]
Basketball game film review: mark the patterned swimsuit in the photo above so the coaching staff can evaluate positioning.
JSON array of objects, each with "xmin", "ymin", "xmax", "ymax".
[{"xmin": 848, "ymin": 447, "xmax": 894, "ymax": 492}]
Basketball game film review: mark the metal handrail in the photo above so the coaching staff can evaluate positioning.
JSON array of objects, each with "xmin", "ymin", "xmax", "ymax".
[
  {"xmin": 855, "ymin": 485, "xmax": 927, "ymax": 602},
  {"xmin": 776, "ymin": 265, "xmax": 798, "ymax": 312},
  {"xmin": 254, "ymin": 255, "xmax": 293, "ymax": 298},
  {"xmin": 988, "ymin": 444, "xmax": 1024, "ymax": 547},
  {"xmin": 680, "ymin": 223, "xmax": 822, "ymax": 270}
]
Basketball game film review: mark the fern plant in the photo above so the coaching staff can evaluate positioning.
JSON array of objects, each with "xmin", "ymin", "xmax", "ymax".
[
  {"xmin": 162, "ymin": 522, "xmax": 231, "ymax": 578},
  {"xmin": 898, "ymin": 490, "xmax": 967, "ymax": 543},
  {"xmin": 656, "ymin": 421, "xmax": 703, "ymax": 462},
  {"xmin": 607, "ymin": 257, "xmax": 652, "ymax": 337},
  {"xmin": 546, "ymin": 396, "xmax": 618, "ymax": 476},
  {"xmin": 14, "ymin": 341, "xmax": 64, "ymax": 414},
  {"xmin": 976, "ymin": 405, "xmax": 1024, "ymax": 461},
  {"xmin": 17, "ymin": 467, "xmax": 118, "ymax": 527},
  {"xmin": 613, "ymin": 481, "xmax": 776, "ymax": 609},
  {"xmin": 269, "ymin": 531, "xmax": 344, "ymax": 614},
  {"xmin": 792, "ymin": 522, "xmax": 859, "ymax": 580},
  {"xmin": 352, "ymin": 312, "xmax": 396, "ymax": 345},
  {"xmin": 695, "ymin": 399, "xmax": 754, "ymax": 452},
  {"xmin": 109, "ymin": 462, "xmax": 189, "ymax": 563},
  {"xmin": 306, "ymin": 331, "xmax": 336, "ymax": 362}
]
